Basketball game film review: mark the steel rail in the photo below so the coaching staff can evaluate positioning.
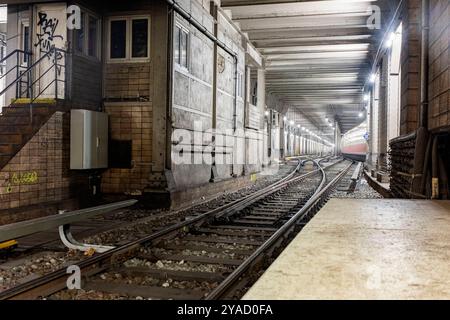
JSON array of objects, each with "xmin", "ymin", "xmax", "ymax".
[
  {"xmin": 214, "ymin": 157, "xmax": 338, "ymax": 221},
  {"xmin": 0, "ymin": 200, "xmax": 138, "ymax": 243},
  {"xmin": 0, "ymin": 158, "xmax": 311, "ymax": 300},
  {"xmin": 205, "ymin": 160, "xmax": 353, "ymax": 300}
]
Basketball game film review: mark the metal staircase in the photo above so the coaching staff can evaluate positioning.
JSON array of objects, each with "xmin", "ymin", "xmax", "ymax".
[{"xmin": 0, "ymin": 47, "xmax": 67, "ymax": 170}]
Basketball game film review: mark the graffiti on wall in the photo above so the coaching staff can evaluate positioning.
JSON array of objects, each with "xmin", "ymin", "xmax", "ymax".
[
  {"xmin": 35, "ymin": 11, "xmax": 64, "ymax": 66},
  {"xmin": 3, "ymin": 171, "xmax": 39, "ymax": 193}
]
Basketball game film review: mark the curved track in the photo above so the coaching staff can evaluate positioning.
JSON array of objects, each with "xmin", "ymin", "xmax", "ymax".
[{"xmin": 0, "ymin": 157, "xmax": 353, "ymax": 300}]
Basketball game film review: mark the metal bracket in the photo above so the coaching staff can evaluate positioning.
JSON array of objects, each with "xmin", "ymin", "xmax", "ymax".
[{"xmin": 58, "ymin": 211, "xmax": 115, "ymax": 253}]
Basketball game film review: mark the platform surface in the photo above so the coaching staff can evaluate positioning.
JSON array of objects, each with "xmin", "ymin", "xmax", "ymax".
[{"xmin": 243, "ymin": 199, "xmax": 450, "ymax": 300}]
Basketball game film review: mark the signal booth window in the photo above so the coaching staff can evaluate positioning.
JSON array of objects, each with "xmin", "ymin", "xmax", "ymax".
[
  {"xmin": 108, "ymin": 16, "xmax": 150, "ymax": 62},
  {"xmin": 174, "ymin": 24, "xmax": 189, "ymax": 69},
  {"xmin": 74, "ymin": 11, "xmax": 100, "ymax": 59}
]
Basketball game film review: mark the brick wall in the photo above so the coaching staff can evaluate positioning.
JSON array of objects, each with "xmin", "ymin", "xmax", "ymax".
[
  {"xmin": 101, "ymin": 103, "xmax": 153, "ymax": 194},
  {"xmin": 104, "ymin": 63, "xmax": 151, "ymax": 101},
  {"xmin": 0, "ymin": 112, "xmax": 85, "ymax": 213},
  {"xmin": 400, "ymin": 0, "xmax": 421, "ymax": 134},
  {"xmin": 428, "ymin": 0, "xmax": 450, "ymax": 129},
  {"xmin": 378, "ymin": 57, "xmax": 389, "ymax": 170}
]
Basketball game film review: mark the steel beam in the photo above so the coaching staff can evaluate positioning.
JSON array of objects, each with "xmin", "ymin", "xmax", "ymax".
[{"xmin": 0, "ymin": 200, "xmax": 137, "ymax": 242}]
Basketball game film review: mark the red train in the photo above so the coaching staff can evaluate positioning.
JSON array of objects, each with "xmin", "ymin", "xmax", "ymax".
[{"xmin": 340, "ymin": 123, "xmax": 369, "ymax": 162}]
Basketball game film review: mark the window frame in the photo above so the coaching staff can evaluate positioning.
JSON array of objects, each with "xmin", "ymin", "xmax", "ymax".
[
  {"xmin": 18, "ymin": 18, "xmax": 30, "ymax": 66},
  {"xmin": 73, "ymin": 10, "xmax": 101, "ymax": 61},
  {"xmin": 74, "ymin": 11, "xmax": 86, "ymax": 54},
  {"xmin": 106, "ymin": 15, "xmax": 151, "ymax": 63},
  {"xmin": 174, "ymin": 23, "xmax": 190, "ymax": 70}
]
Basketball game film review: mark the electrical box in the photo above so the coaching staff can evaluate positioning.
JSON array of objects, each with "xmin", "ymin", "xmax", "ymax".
[{"xmin": 70, "ymin": 109, "xmax": 109, "ymax": 170}]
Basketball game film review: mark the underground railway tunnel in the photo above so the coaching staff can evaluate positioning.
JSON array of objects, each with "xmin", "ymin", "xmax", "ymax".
[{"xmin": 0, "ymin": 0, "xmax": 449, "ymax": 304}]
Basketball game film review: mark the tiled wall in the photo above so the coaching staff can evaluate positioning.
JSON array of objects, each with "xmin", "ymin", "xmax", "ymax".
[
  {"xmin": 428, "ymin": 0, "xmax": 450, "ymax": 129},
  {"xmin": 104, "ymin": 63, "xmax": 151, "ymax": 101},
  {"xmin": 0, "ymin": 112, "xmax": 80, "ymax": 210},
  {"xmin": 400, "ymin": 0, "xmax": 421, "ymax": 135},
  {"xmin": 101, "ymin": 103, "xmax": 153, "ymax": 194},
  {"xmin": 400, "ymin": 0, "xmax": 450, "ymax": 133}
]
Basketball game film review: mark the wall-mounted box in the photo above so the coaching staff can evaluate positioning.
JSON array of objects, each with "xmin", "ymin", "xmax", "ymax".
[{"xmin": 70, "ymin": 109, "xmax": 108, "ymax": 170}]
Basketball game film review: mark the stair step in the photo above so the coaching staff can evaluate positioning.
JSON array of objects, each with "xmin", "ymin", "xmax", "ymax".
[
  {"xmin": 11, "ymin": 99, "xmax": 56, "ymax": 105},
  {"xmin": 0, "ymin": 144, "xmax": 16, "ymax": 154},
  {"xmin": 0, "ymin": 155, "xmax": 12, "ymax": 165},
  {"xmin": 0, "ymin": 115, "xmax": 45, "ymax": 125},
  {"xmin": 1, "ymin": 134, "xmax": 23, "ymax": 144},
  {"xmin": 0, "ymin": 123, "xmax": 33, "ymax": 133},
  {"xmin": 0, "ymin": 103, "xmax": 57, "ymax": 171},
  {"xmin": 3, "ymin": 106, "xmax": 50, "ymax": 115}
]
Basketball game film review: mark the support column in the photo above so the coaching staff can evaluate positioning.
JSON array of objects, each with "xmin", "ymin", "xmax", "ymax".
[
  {"xmin": 378, "ymin": 58, "xmax": 389, "ymax": 171},
  {"xmin": 334, "ymin": 121, "xmax": 339, "ymax": 156},
  {"xmin": 257, "ymin": 68, "xmax": 266, "ymax": 166},
  {"xmin": 400, "ymin": 0, "xmax": 421, "ymax": 134},
  {"xmin": 211, "ymin": 2, "xmax": 218, "ymax": 131},
  {"xmin": 210, "ymin": 2, "xmax": 219, "ymax": 181},
  {"xmin": 257, "ymin": 68, "xmax": 266, "ymax": 130},
  {"xmin": 151, "ymin": 2, "xmax": 170, "ymax": 191},
  {"xmin": 244, "ymin": 65, "xmax": 251, "ymax": 127},
  {"xmin": 280, "ymin": 118, "xmax": 286, "ymax": 158}
]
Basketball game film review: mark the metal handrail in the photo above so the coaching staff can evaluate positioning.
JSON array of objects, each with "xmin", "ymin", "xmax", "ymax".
[
  {"xmin": 0, "ymin": 47, "xmax": 67, "ymax": 124},
  {"xmin": 0, "ymin": 49, "xmax": 31, "ymax": 65},
  {"xmin": 0, "ymin": 48, "xmax": 64, "ymax": 98},
  {"xmin": 26, "ymin": 61, "xmax": 57, "ymax": 92},
  {"xmin": 0, "ymin": 50, "xmax": 32, "ymax": 87},
  {"xmin": 0, "ymin": 64, "xmax": 27, "ymax": 82}
]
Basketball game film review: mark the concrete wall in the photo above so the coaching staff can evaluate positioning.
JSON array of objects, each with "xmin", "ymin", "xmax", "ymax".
[
  {"xmin": 169, "ymin": 0, "xmax": 265, "ymax": 193},
  {"xmin": 170, "ymin": 0, "xmax": 215, "ymax": 189}
]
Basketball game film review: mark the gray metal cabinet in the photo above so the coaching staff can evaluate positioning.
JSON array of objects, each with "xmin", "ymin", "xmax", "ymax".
[{"xmin": 70, "ymin": 109, "xmax": 109, "ymax": 170}]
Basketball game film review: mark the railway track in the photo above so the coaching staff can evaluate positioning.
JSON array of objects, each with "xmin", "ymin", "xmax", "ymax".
[
  {"xmin": 5, "ymin": 159, "xmax": 302, "ymax": 256},
  {"xmin": 0, "ymin": 157, "xmax": 353, "ymax": 300}
]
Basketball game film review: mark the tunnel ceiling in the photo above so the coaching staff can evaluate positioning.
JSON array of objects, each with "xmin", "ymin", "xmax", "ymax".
[{"xmin": 223, "ymin": 0, "xmax": 397, "ymax": 134}]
